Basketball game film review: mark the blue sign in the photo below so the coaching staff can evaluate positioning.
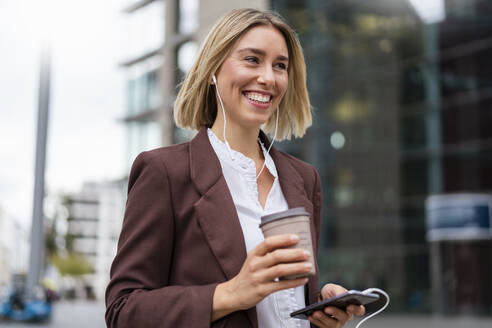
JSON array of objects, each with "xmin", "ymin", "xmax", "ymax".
[{"xmin": 426, "ymin": 194, "xmax": 492, "ymax": 241}]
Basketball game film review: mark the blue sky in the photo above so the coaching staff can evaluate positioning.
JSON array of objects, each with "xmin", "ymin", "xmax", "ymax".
[{"xmin": 0, "ymin": 0, "xmax": 127, "ymax": 227}]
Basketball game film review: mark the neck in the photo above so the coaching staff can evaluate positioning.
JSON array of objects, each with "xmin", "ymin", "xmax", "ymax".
[{"xmin": 211, "ymin": 117, "xmax": 263, "ymax": 161}]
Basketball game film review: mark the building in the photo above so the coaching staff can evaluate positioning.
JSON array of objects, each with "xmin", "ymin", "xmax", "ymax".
[
  {"xmin": 64, "ymin": 180, "xmax": 125, "ymax": 300},
  {"xmin": 65, "ymin": 183, "xmax": 100, "ymax": 267},
  {"xmin": 119, "ymin": 0, "xmax": 168, "ymax": 168},
  {"xmin": 93, "ymin": 180, "xmax": 126, "ymax": 300},
  {"xmin": 0, "ymin": 207, "xmax": 29, "ymax": 288}
]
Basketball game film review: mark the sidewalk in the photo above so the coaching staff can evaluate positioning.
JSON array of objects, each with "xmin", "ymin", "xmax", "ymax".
[
  {"xmin": 0, "ymin": 300, "xmax": 105, "ymax": 328},
  {"xmin": 357, "ymin": 314, "xmax": 492, "ymax": 328},
  {"xmin": 2, "ymin": 302, "xmax": 491, "ymax": 328}
]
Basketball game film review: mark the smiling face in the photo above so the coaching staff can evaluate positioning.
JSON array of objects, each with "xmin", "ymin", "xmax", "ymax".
[{"xmin": 213, "ymin": 24, "xmax": 289, "ymax": 131}]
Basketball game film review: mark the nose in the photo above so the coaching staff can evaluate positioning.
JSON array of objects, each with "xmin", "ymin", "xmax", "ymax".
[{"xmin": 257, "ymin": 65, "xmax": 275, "ymax": 87}]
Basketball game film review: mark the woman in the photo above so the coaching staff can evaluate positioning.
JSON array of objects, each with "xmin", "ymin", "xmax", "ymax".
[{"xmin": 105, "ymin": 8, "xmax": 364, "ymax": 328}]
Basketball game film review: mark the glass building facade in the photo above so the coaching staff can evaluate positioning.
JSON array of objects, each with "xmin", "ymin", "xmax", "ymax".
[
  {"xmin": 271, "ymin": 0, "xmax": 492, "ymax": 314},
  {"xmin": 125, "ymin": 68, "xmax": 162, "ymax": 169},
  {"xmin": 121, "ymin": 0, "xmax": 166, "ymax": 169}
]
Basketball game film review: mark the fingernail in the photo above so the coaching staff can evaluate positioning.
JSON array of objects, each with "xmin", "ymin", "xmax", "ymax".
[
  {"xmin": 304, "ymin": 262, "xmax": 312, "ymax": 270},
  {"xmin": 303, "ymin": 250, "xmax": 310, "ymax": 258},
  {"xmin": 347, "ymin": 305, "xmax": 358, "ymax": 314},
  {"xmin": 290, "ymin": 235, "xmax": 299, "ymax": 242}
]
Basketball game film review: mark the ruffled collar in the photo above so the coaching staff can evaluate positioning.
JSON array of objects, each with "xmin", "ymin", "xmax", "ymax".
[{"xmin": 207, "ymin": 128, "xmax": 278, "ymax": 179}]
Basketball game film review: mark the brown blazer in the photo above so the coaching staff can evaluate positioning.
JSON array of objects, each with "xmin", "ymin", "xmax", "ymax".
[{"xmin": 105, "ymin": 127, "xmax": 322, "ymax": 328}]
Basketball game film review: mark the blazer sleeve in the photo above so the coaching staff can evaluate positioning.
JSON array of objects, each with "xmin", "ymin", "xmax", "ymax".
[
  {"xmin": 312, "ymin": 167, "xmax": 322, "ymax": 266},
  {"xmin": 310, "ymin": 167, "xmax": 323, "ymax": 328},
  {"xmin": 312, "ymin": 166, "xmax": 323, "ymax": 300},
  {"xmin": 105, "ymin": 151, "xmax": 219, "ymax": 328}
]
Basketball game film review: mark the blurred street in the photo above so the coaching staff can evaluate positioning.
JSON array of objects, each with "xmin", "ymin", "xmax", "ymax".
[
  {"xmin": 0, "ymin": 301, "xmax": 105, "ymax": 328},
  {"xmin": 2, "ymin": 302, "xmax": 492, "ymax": 328}
]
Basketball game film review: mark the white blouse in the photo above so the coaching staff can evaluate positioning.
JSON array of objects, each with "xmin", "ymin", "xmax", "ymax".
[{"xmin": 208, "ymin": 129, "xmax": 309, "ymax": 328}]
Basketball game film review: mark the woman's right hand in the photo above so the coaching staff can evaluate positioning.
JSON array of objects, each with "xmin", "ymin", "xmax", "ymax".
[{"xmin": 212, "ymin": 234, "xmax": 312, "ymax": 321}]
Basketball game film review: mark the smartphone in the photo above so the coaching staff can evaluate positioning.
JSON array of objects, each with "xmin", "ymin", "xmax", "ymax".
[{"xmin": 290, "ymin": 290, "xmax": 380, "ymax": 319}]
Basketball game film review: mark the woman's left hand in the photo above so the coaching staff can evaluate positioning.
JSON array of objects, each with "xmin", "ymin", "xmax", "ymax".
[{"xmin": 307, "ymin": 283, "xmax": 365, "ymax": 328}]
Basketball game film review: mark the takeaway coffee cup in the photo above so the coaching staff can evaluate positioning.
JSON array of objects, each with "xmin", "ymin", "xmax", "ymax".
[{"xmin": 260, "ymin": 207, "xmax": 315, "ymax": 280}]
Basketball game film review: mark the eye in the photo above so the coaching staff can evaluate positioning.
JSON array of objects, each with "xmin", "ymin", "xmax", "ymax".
[
  {"xmin": 245, "ymin": 56, "xmax": 259, "ymax": 64},
  {"xmin": 275, "ymin": 62, "xmax": 288, "ymax": 70}
]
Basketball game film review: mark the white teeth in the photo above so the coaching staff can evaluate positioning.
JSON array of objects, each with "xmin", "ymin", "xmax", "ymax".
[{"xmin": 245, "ymin": 92, "xmax": 271, "ymax": 103}]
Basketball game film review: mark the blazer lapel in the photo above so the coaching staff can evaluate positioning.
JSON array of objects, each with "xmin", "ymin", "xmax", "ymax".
[
  {"xmin": 260, "ymin": 131, "xmax": 314, "ymax": 217},
  {"xmin": 190, "ymin": 128, "xmax": 258, "ymax": 327},
  {"xmin": 261, "ymin": 132, "xmax": 317, "ymax": 305},
  {"xmin": 190, "ymin": 127, "xmax": 247, "ymax": 281}
]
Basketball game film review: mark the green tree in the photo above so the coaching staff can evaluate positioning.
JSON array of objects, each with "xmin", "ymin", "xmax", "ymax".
[{"xmin": 51, "ymin": 253, "xmax": 93, "ymax": 276}]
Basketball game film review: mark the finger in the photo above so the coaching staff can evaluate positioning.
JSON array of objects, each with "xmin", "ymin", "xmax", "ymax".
[
  {"xmin": 253, "ymin": 248, "xmax": 309, "ymax": 271},
  {"xmin": 321, "ymin": 283, "xmax": 347, "ymax": 300},
  {"xmin": 251, "ymin": 234, "xmax": 299, "ymax": 256},
  {"xmin": 308, "ymin": 311, "xmax": 338, "ymax": 328},
  {"xmin": 307, "ymin": 314, "xmax": 323, "ymax": 327},
  {"xmin": 347, "ymin": 304, "xmax": 365, "ymax": 317},
  {"xmin": 324, "ymin": 306, "xmax": 351, "ymax": 324},
  {"xmin": 307, "ymin": 312, "xmax": 324, "ymax": 327},
  {"xmin": 261, "ymin": 261, "xmax": 312, "ymax": 282}
]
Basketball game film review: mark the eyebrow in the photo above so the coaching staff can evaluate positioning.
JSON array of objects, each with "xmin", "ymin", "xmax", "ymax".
[{"xmin": 237, "ymin": 47, "xmax": 289, "ymax": 62}]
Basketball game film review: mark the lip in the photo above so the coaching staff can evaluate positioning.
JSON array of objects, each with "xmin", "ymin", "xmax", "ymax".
[
  {"xmin": 243, "ymin": 89, "xmax": 274, "ymax": 97},
  {"xmin": 242, "ymin": 90, "xmax": 274, "ymax": 110}
]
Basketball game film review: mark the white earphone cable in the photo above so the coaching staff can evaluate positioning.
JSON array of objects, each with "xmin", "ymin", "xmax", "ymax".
[
  {"xmin": 355, "ymin": 288, "xmax": 390, "ymax": 328},
  {"xmin": 213, "ymin": 75, "xmax": 234, "ymax": 160},
  {"xmin": 256, "ymin": 106, "xmax": 278, "ymax": 179},
  {"xmin": 212, "ymin": 74, "xmax": 278, "ymax": 179}
]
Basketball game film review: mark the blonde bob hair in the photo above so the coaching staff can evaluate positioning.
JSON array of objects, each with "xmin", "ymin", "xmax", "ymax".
[{"xmin": 174, "ymin": 8, "xmax": 311, "ymax": 140}]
